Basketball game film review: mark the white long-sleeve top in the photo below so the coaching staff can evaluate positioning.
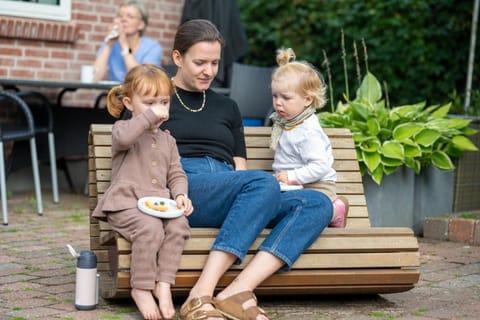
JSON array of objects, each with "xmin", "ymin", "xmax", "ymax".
[{"xmin": 272, "ymin": 114, "xmax": 336, "ymax": 184}]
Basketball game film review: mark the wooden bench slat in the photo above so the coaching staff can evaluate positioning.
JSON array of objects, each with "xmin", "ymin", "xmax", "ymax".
[{"xmin": 89, "ymin": 124, "xmax": 420, "ymax": 298}]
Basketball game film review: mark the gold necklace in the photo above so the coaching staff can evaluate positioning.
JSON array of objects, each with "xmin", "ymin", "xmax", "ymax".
[{"xmin": 173, "ymin": 86, "xmax": 206, "ymax": 112}]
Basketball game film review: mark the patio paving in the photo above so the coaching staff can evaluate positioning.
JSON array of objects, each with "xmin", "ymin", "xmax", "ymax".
[{"xmin": 0, "ymin": 191, "xmax": 479, "ymax": 320}]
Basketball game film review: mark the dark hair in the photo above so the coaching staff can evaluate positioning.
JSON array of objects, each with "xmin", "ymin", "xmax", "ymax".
[{"xmin": 173, "ymin": 19, "xmax": 225, "ymax": 55}]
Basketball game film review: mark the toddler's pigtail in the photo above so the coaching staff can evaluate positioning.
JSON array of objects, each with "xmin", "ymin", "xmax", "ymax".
[
  {"xmin": 276, "ymin": 47, "xmax": 296, "ymax": 66},
  {"xmin": 106, "ymin": 85, "xmax": 124, "ymax": 118}
]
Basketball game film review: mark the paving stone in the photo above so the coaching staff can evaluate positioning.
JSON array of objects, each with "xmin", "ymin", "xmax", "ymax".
[
  {"xmin": 423, "ymin": 216, "xmax": 449, "ymax": 240},
  {"xmin": 1, "ymin": 192, "xmax": 479, "ymax": 320},
  {"xmin": 449, "ymin": 218, "xmax": 476, "ymax": 244}
]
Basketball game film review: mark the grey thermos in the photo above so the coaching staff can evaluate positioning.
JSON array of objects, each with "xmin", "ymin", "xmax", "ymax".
[{"xmin": 75, "ymin": 250, "xmax": 97, "ymax": 310}]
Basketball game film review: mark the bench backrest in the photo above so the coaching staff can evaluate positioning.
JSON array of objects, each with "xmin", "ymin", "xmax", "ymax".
[{"xmin": 88, "ymin": 124, "xmax": 369, "ymax": 228}]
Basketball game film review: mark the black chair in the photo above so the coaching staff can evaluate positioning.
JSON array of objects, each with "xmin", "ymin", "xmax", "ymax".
[
  {"xmin": 0, "ymin": 91, "xmax": 43, "ymax": 225},
  {"xmin": 15, "ymin": 91, "xmax": 59, "ymax": 204},
  {"xmin": 229, "ymin": 62, "xmax": 275, "ymax": 126}
]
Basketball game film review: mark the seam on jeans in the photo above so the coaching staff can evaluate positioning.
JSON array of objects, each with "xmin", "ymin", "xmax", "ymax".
[{"xmin": 270, "ymin": 196, "xmax": 304, "ymax": 251}]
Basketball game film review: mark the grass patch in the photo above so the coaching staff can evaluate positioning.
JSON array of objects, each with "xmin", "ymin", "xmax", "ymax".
[
  {"xmin": 459, "ymin": 213, "xmax": 478, "ymax": 220},
  {"xmin": 368, "ymin": 311, "xmax": 397, "ymax": 319},
  {"xmin": 415, "ymin": 307, "xmax": 429, "ymax": 316}
]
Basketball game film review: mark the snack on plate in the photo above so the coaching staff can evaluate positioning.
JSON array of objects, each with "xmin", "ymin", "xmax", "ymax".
[{"xmin": 145, "ymin": 200, "xmax": 169, "ymax": 212}]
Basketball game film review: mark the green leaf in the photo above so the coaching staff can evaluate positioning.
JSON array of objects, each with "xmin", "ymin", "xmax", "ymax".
[
  {"xmin": 383, "ymin": 165, "xmax": 399, "ymax": 175},
  {"xmin": 356, "ymin": 72, "xmax": 382, "ymax": 103},
  {"xmin": 431, "ymin": 151, "xmax": 454, "ymax": 170},
  {"xmin": 381, "ymin": 141, "xmax": 404, "ymax": 160},
  {"xmin": 370, "ymin": 165, "xmax": 384, "ymax": 185},
  {"xmin": 404, "ymin": 157, "xmax": 421, "ymax": 174},
  {"xmin": 430, "ymin": 103, "xmax": 451, "ymax": 118},
  {"xmin": 450, "ymin": 135, "xmax": 479, "ymax": 151},
  {"xmin": 381, "ymin": 157, "xmax": 403, "ymax": 167},
  {"xmin": 414, "ymin": 128, "xmax": 441, "ymax": 146},
  {"xmin": 392, "ymin": 123, "xmax": 424, "ymax": 141},
  {"xmin": 367, "ymin": 118, "xmax": 380, "ymax": 135},
  {"xmin": 359, "ymin": 138, "xmax": 380, "ymax": 152},
  {"xmin": 404, "ymin": 143, "xmax": 422, "ymax": 157},
  {"xmin": 362, "ymin": 151, "xmax": 381, "ymax": 173}
]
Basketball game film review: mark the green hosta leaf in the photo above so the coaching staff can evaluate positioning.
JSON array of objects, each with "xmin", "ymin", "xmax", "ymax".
[
  {"xmin": 356, "ymin": 72, "xmax": 382, "ymax": 103},
  {"xmin": 383, "ymin": 165, "xmax": 399, "ymax": 175},
  {"xmin": 404, "ymin": 157, "xmax": 421, "ymax": 174},
  {"xmin": 367, "ymin": 118, "xmax": 380, "ymax": 135},
  {"xmin": 462, "ymin": 127, "xmax": 478, "ymax": 136},
  {"xmin": 358, "ymin": 138, "xmax": 380, "ymax": 152},
  {"xmin": 431, "ymin": 151, "xmax": 454, "ymax": 170},
  {"xmin": 392, "ymin": 123, "xmax": 424, "ymax": 141},
  {"xmin": 318, "ymin": 112, "xmax": 346, "ymax": 128},
  {"xmin": 381, "ymin": 156, "xmax": 403, "ymax": 167},
  {"xmin": 430, "ymin": 103, "xmax": 451, "ymax": 118},
  {"xmin": 391, "ymin": 102, "xmax": 425, "ymax": 119},
  {"xmin": 414, "ymin": 128, "xmax": 441, "ymax": 146},
  {"xmin": 370, "ymin": 165, "xmax": 384, "ymax": 185},
  {"xmin": 404, "ymin": 143, "xmax": 422, "ymax": 157},
  {"xmin": 381, "ymin": 141, "xmax": 404, "ymax": 160},
  {"xmin": 426, "ymin": 118, "xmax": 472, "ymax": 131},
  {"xmin": 350, "ymin": 102, "xmax": 370, "ymax": 121},
  {"xmin": 362, "ymin": 151, "xmax": 381, "ymax": 173},
  {"xmin": 450, "ymin": 135, "xmax": 479, "ymax": 151}
]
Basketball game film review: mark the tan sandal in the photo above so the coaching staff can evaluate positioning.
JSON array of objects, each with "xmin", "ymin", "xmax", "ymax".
[
  {"xmin": 214, "ymin": 291, "xmax": 267, "ymax": 320},
  {"xmin": 179, "ymin": 296, "xmax": 226, "ymax": 320}
]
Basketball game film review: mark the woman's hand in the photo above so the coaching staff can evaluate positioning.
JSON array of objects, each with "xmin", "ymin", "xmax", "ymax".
[{"xmin": 176, "ymin": 195, "xmax": 193, "ymax": 216}]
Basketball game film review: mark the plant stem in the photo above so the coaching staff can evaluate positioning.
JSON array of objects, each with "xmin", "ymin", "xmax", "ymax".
[
  {"xmin": 341, "ymin": 29, "xmax": 349, "ymax": 99},
  {"xmin": 322, "ymin": 50, "xmax": 335, "ymax": 112}
]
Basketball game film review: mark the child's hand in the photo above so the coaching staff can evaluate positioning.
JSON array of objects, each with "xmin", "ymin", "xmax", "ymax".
[
  {"xmin": 152, "ymin": 105, "xmax": 169, "ymax": 121},
  {"xmin": 175, "ymin": 195, "xmax": 193, "ymax": 216},
  {"xmin": 275, "ymin": 171, "xmax": 289, "ymax": 184}
]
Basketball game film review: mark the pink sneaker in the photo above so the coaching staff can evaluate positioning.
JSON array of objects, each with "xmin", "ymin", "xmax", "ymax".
[{"xmin": 329, "ymin": 196, "xmax": 349, "ymax": 228}]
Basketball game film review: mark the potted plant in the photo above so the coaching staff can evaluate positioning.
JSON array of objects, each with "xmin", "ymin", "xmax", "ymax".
[{"xmin": 319, "ymin": 72, "xmax": 478, "ymax": 233}]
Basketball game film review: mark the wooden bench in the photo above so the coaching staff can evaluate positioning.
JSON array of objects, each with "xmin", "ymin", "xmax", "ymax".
[{"xmin": 88, "ymin": 124, "xmax": 420, "ymax": 299}]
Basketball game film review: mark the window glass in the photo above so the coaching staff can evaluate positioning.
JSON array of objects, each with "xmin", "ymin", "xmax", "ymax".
[{"xmin": 0, "ymin": 0, "xmax": 71, "ymax": 21}]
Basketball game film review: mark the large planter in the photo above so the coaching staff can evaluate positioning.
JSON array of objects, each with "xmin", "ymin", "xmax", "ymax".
[{"xmin": 363, "ymin": 166, "xmax": 455, "ymax": 235}]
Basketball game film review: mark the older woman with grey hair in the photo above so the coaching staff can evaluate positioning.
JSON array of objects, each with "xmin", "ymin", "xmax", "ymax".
[{"xmin": 93, "ymin": 0, "xmax": 162, "ymax": 82}]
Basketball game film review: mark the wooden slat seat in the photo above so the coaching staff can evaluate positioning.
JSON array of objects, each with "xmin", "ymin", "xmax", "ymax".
[{"xmin": 88, "ymin": 124, "xmax": 420, "ymax": 299}]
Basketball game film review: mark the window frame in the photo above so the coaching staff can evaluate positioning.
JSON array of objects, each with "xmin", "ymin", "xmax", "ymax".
[{"xmin": 0, "ymin": 0, "xmax": 71, "ymax": 22}]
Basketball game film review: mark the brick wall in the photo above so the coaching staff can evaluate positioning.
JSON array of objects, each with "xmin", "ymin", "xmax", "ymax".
[{"xmin": 0, "ymin": 0, "xmax": 185, "ymax": 107}]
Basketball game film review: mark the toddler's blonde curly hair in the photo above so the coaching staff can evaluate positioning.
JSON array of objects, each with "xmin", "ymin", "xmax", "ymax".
[{"xmin": 272, "ymin": 47, "xmax": 327, "ymax": 110}]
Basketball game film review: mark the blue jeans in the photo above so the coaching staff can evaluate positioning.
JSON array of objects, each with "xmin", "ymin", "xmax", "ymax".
[
  {"xmin": 181, "ymin": 157, "xmax": 333, "ymax": 270},
  {"xmin": 261, "ymin": 189, "xmax": 333, "ymax": 271}
]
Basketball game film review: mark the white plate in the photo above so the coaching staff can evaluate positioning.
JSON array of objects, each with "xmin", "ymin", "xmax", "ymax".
[
  {"xmin": 279, "ymin": 183, "xmax": 304, "ymax": 191},
  {"xmin": 138, "ymin": 197, "xmax": 184, "ymax": 219}
]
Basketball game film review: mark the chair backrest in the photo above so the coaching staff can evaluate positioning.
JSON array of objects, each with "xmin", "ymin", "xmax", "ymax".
[
  {"xmin": 0, "ymin": 91, "xmax": 36, "ymax": 141},
  {"xmin": 229, "ymin": 62, "xmax": 275, "ymax": 126}
]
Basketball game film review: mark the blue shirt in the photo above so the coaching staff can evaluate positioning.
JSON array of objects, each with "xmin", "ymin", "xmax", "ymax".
[{"xmin": 97, "ymin": 36, "xmax": 162, "ymax": 82}]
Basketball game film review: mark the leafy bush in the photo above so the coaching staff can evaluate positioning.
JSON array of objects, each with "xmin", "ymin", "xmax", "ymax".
[
  {"xmin": 238, "ymin": 0, "xmax": 478, "ymax": 113},
  {"xmin": 319, "ymin": 72, "xmax": 478, "ymax": 185}
]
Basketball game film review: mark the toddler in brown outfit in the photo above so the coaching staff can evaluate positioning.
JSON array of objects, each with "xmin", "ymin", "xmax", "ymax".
[{"xmin": 93, "ymin": 64, "xmax": 193, "ymax": 319}]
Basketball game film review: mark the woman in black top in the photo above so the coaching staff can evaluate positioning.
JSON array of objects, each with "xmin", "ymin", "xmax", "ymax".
[{"xmin": 163, "ymin": 20, "xmax": 332, "ymax": 320}]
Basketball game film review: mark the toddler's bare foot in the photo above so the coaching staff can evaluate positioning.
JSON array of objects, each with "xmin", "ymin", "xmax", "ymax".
[
  {"xmin": 153, "ymin": 281, "xmax": 175, "ymax": 319},
  {"xmin": 131, "ymin": 288, "xmax": 161, "ymax": 320}
]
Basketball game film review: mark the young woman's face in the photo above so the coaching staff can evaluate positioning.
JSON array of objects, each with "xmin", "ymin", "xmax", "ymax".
[
  {"xmin": 172, "ymin": 41, "xmax": 222, "ymax": 92},
  {"xmin": 123, "ymin": 92, "xmax": 171, "ymax": 129},
  {"xmin": 117, "ymin": 5, "xmax": 145, "ymax": 36},
  {"xmin": 271, "ymin": 78, "xmax": 313, "ymax": 120}
]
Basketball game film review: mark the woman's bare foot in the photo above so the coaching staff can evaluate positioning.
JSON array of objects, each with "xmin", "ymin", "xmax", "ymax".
[
  {"xmin": 131, "ymin": 288, "xmax": 161, "ymax": 320},
  {"xmin": 153, "ymin": 282, "xmax": 175, "ymax": 319}
]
